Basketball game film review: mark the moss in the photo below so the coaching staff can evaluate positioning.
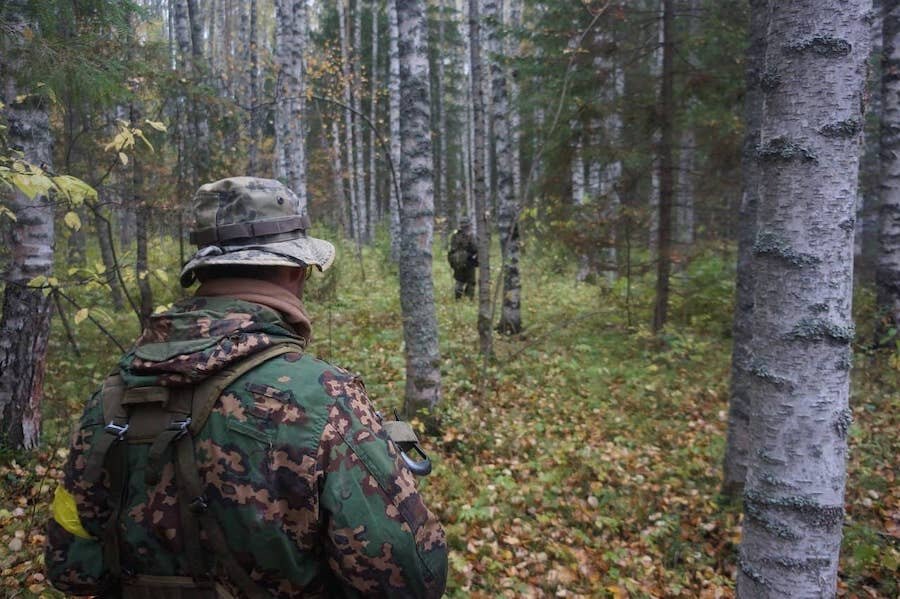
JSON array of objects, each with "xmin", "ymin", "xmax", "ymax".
[
  {"xmin": 784, "ymin": 35, "xmax": 852, "ymax": 58},
  {"xmin": 756, "ymin": 137, "xmax": 817, "ymax": 163},
  {"xmin": 753, "ymin": 232, "xmax": 820, "ymax": 267},
  {"xmin": 789, "ymin": 317, "xmax": 855, "ymax": 344},
  {"xmin": 819, "ymin": 119, "xmax": 862, "ymax": 138}
]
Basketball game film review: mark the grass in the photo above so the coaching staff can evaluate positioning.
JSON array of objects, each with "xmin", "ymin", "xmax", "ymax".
[{"xmin": 0, "ymin": 232, "xmax": 897, "ymax": 598}]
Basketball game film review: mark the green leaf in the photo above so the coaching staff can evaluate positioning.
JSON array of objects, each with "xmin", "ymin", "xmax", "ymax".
[
  {"xmin": 64, "ymin": 211, "xmax": 82, "ymax": 231},
  {"xmin": 52, "ymin": 175, "xmax": 97, "ymax": 206},
  {"xmin": 27, "ymin": 275, "xmax": 47, "ymax": 288},
  {"xmin": 0, "ymin": 205, "xmax": 17, "ymax": 222},
  {"xmin": 11, "ymin": 171, "xmax": 54, "ymax": 200},
  {"xmin": 74, "ymin": 308, "xmax": 89, "ymax": 325},
  {"xmin": 133, "ymin": 129, "xmax": 155, "ymax": 152}
]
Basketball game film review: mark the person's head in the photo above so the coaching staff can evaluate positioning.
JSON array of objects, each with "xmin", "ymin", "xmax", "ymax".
[{"xmin": 180, "ymin": 177, "xmax": 335, "ymax": 291}]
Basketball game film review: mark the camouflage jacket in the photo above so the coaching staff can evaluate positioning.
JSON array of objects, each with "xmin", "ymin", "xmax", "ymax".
[
  {"xmin": 46, "ymin": 296, "xmax": 448, "ymax": 597},
  {"xmin": 447, "ymin": 230, "xmax": 477, "ymax": 272}
]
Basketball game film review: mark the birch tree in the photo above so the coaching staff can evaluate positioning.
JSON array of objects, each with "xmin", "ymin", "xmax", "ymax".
[
  {"xmin": 737, "ymin": 1, "xmax": 869, "ymax": 595},
  {"xmin": 484, "ymin": 0, "xmax": 521, "ymax": 334},
  {"xmin": 388, "ymin": 0, "xmax": 402, "ymax": 261},
  {"xmin": 652, "ymin": 0, "xmax": 675, "ymax": 333},
  {"xmin": 878, "ymin": 0, "xmax": 900, "ymax": 339},
  {"xmin": 274, "ymin": 0, "xmax": 308, "ymax": 205},
  {"xmin": 395, "ymin": 0, "xmax": 442, "ymax": 419},
  {"xmin": 469, "ymin": 0, "xmax": 492, "ymax": 357},
  {"xmin": 674, "ymin": 0, "xmax": 699, "ymax": 247},
  {"xmin": 353, "ymin": 0, "xmax": 368, "ymax": 242},
  {"xmin": 0, "ymin": 0, "xmax": 55, "ymax": 449},
  {"xmin": 723, "ymin": 0, "xmax": 766, "ymax": 497}
]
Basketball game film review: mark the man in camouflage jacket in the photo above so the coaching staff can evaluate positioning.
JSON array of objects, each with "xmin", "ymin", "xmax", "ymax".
[
  {"xmin": 447, "ymin": 218, "xmax": 477, "ymax": 300},
  {"xmin": 46, "ymin": 177, "xmax": 448, "ymax": 597}
]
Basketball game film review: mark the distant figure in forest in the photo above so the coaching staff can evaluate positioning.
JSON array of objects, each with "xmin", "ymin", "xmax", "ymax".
[
  {"xmin": 448, "ymin": 217, "xmax": 478, "ymax": 300},
  {"xmin": 45, "ymin": 177, "xmax": 448, "ymax": 597}
]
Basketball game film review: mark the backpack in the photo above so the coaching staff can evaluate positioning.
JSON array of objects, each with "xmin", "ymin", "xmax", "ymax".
[{"xmin": 82, "ymin": 342, "xmax": 305, "ymax": 598}]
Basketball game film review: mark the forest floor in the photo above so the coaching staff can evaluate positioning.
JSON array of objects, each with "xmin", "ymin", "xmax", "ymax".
[{"xmin": 0, "ymin": 235, "xmax": 897, "ymax": 598}]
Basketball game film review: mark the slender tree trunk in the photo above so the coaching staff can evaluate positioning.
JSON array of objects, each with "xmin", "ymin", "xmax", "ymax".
[
  {"xmin": 723, "ymin": 0, "xmax": 766, "ymax": 498},
  {"xmin": 274, "ymin": 0, "xmax": 308, "ymax": 206},
  {"xmin": 736, "ymin": 1, "xmax": 869, "ymax": 595},
  {"xmin": 652, "ymin": 0, "xmax": 675, "ymax": 333},
  {"xmin": 508, "ymin": 0, "xmax": 523, "ymax": 204},
  {"xmin": 331, "ymin": 120, "xmax": 351, "ymax": 237},
  {"xmin": 395, "ymin": 0, "xmax": 442, "ymax": 421},
  {"xmin": 186, "ymin": 0, "xmax": 211, "ymax": 181},
  {"xmin": 337, "ymin": 0, "xmax": 360, "ymax": 244},
  {"xmin": 674, "ymin": 0, "xmax": 699, "ymax": 247},
  {"xmin": 877, "ymin": 0, "xmax": 900, "ymax": 338},
  {"xmin": 369, "ymin": 0, "xmax": 380, "ymax": 239},
  {"xmin": 0, "ymin": 1, "xmax": 54, "ymax": 449},
  {"xmin": 469, "ymin": 0, "xmax": 492, "ymax": 358},
  {"xmin": 247, "ymin": 0, "xmax": 261, "ymax": 174},
  {"xmin": 648, "ymin": 0, "xmax": 663, "ymax": 253},
  {"xmin": 435, "ymin": 0, "xmax": 449, "ymax": 239},
  {"xmin": 388, "ymin": 0, "xmax": 402, "ymax": 260},
  {"xmin": 484, "ymin": 0, "xmax": 521, "ymax": 334},
  {"xmin": 353, "ymin": 0, "xmax": 368, "ymax": 242}
]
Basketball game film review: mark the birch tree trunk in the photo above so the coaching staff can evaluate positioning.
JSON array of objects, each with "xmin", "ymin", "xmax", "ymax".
[
  {"xmin": 247, "ymin": 0, "xmax": 261, "ymax": 174},
  {"xmin": 396, "ymin": 0, "xmax": 442, "ymax": 419},
  {"xmin": 369, "ymin": 0, "xmax": 380, "ymax": 239},
  {"xmin": 483, "ymin": 0, "xmax": 521, "ymax": 334},
  {"xmin": 0, "ymin": 1, "xmax": 54, "ymax": 449},
  {"xmin": 469, "ymin": 0, "xmax": 492, "ymax": 358},
  {"xmin": 652, "ymin": 0, "xmax": 675, "ymax": 333},
  {"xmin": 648, "ymin": 0, "xmax": 663, "ymax": 253},
  {"xmin": 674, "ymin": 0, "xmax": 699, "ymax": 247},
  {"xmin": 353, "ymin": 0, "xmax": 368, "ymax": 243},
  {"xmin": 508, "ymin": 0, "xmax": 523, "ymax": 203},
  {"xmin": 877, "ymin": 0, "xmax": 900, "ymax": 338},
  {"xmin": 186, "ymin": 0, "xmax": 211, "ymax": 181},
  {"xmin": 274, "ymin": 0, "xmax": 308, "ymax": 206},
  {"xmin": 737, "ymin": 1, "xmax": 869, "ymax": 595},
  {"xmin": 337, "ymin": 0, "xmax": 360, "ymax": 244},
  {"xmin": 436, "ymin": 0, "xmax": 449, "ymax": 237},
  {"xmin": 722, "ymin": 0, "xmax": 766, "ymax": 498},
  {"xmin": 388, "ymin": 0, "xmax": 402, "ymax": 260}
]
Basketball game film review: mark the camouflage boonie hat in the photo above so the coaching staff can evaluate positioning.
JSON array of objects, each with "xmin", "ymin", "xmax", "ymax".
[{"xmin": 180, "ymin": 177, "xmax": 335, "ymax": 287}]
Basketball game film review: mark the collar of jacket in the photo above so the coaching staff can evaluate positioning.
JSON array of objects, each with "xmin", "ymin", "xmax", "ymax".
[{"xmin": 196, "ymin": 277, "xmax": 312, "ymax": 342}]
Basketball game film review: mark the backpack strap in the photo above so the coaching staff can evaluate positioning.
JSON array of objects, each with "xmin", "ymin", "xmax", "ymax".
[{"xmin": 83, "ymin": 374, "xmax": 129, "ymax": 485}]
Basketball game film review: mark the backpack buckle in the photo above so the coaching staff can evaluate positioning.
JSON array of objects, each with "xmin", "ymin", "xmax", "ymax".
[
  {"xmin": 189, "ymin": 495, "xmax": 208, "ymax": 514},
  {"xmin": 168, "ymin": 418, "xmax": 192, "ymax": 439},
  {"xmin": 104, "ymin": 421, "xmax": 129, "ymax": 440}
]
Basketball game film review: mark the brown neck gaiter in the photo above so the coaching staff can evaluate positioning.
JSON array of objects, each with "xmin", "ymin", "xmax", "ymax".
[{"xmin": 196, "ymin": 278, "xmax": 312, "ymax": 343}]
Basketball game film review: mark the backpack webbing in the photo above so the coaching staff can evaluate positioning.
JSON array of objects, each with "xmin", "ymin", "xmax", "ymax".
[{"xmin": 84, "ymin": 342, "xmax": 305, "ymax": 598}]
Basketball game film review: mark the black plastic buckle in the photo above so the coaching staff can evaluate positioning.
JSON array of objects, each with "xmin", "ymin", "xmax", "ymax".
[
  {"xmin": 105, "ymin": 421, "xmax": 129, "ymax": 440},
  {"xmin": 400, "ymin": 443, "xmax": 432, "ymax": 477},
  {"xmin": 189, "ymin": 495, "xmax": 208, "ymax": 514}
]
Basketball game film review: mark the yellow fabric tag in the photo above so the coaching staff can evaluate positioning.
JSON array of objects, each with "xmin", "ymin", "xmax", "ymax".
[{"xmin": 51, "ymin": 485, "xmax": 93, "ymax": 539}]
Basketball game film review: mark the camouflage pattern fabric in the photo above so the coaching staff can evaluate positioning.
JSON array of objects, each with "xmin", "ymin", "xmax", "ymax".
[
  {"xmin": 448, "ymin": 228, "xmax": 477, "ymax": 299},
  {"xmin": 46, "ymin": 296, "xmax": 448, "ymax": 598}
]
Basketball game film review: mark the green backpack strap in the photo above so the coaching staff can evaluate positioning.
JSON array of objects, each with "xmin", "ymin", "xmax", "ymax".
[{"xmin": 83, "ymin": 374, "xmax": 129, "ymax": 485}]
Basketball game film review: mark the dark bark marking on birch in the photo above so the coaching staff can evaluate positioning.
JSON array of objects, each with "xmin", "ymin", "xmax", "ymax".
[
  {"xmin": 789, "ymin": 317, "xmax": 855, "ymax": 343},
  {"xmin": 753, "ymin": 232, "xmax": 821, "ymax": 266},
  {"xmin": 761, "ymin": 556, "xmax": 832, "ymax": 571},
  {"xmin": 745, "ymin": 489, "xmax": 845, "ymax": 528},
  {"xmin": 818, "ymin": 118, "xmax": 862, "ymax": 138},
  {"xmin": 744, "ymin": 498, "xmax": 799, "ymax": 540},
  {"xmin": 738, "ymin": 557, "xmax": 770, "ymax": 588},
  {"xmin": 834, "ymin": 408, "xmax": 853, "ymax": 438},
  {"xmin": 760, "ymin": 472, "xmax": 799, "ymax": 490},
  {"xmin": 784, "ymin": 35, "xmax": 852, "ymax": 58},
  {"xmin": 756, "ymin": 138, "xmax": 817, "ymax": 163},
  {"xmin": 760, "ymin": 67, "xmax": 782, "ymax": 92},
  {"xmin": 750, "ymin": 363, "xmax": 794, "ymax": 389}
]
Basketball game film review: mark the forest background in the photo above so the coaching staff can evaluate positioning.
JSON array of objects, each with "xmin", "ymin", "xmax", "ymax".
[{"xmin": 0, "ymin": 0, "xmax": 897, "ymax": 597}]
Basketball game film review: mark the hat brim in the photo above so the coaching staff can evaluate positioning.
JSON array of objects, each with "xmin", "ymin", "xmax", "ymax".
[{"xmin": 180, "ymin": 235, "xmax": 335, "ymax": 287}]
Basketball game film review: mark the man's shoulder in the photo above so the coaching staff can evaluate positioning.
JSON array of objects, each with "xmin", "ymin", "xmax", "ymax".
[{"xmin": 235, "ymin": 350, "xmax": 363, "ymax": 407}]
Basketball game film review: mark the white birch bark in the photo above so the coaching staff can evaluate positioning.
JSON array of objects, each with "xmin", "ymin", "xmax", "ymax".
[
  {"xmin": 674, "ymin": 0, "xmax": 699, "ymax": 246},
  {"xmin": 483, "ymin": 0, "xmax": 521, "ymax": 333},
  {"xmin": 353, "ymin": 0, "xmax": 368, "ymax": 242},
  {"xmin": 247, "ymin": 0, "xmax": 261, "ymax": 174},
  {"xmin": 508, "ymin": 0, "xmax": 522, "ymax": 202},
  {"xmin": 274, "ymin": 0, "xmax": 308, "ymax": 209},
  {"xmin": 369, "ymin": 0, "xmax": 380, "ymax": 238},
  {"xmin": 737, "ymin": 1, "xmax": 869, "ymax": 595},
  {"xmin": 396, "ymin": 0, "xmax": 442, "ymax": 418},
  {"xmin": 338, "ymin": 0, "xmax": 360, "ymax": 244},
  {"xmin": 0, "ymin": 0, "xmax": 54, "ymax": 449},
  {"xmin": 436, "ymin": 0, "xmax": 449, "ymax": 234},
  {"xmin": 648, "ymin": 0, "xmax": 663, "ymax": 252},
  {"xmin": 877, "ymin": 0, "xmax": 900, "ymax": 335},
  {"xmin": 388, "ymin": 0, "xmax": 402, "ymax": 260},
  {"xmin": 469, "ymin": 0, "xmax": 492, "ymax": 358}
]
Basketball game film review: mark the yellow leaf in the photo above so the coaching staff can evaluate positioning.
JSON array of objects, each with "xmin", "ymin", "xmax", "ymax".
[
  {"xmin": 145, "ymin": 119, "xmax": 167, "ymax": 132},
  {"xmin": 118, "ymin": 152, "xmax": 129, "ymax": 166},
  {"xmin": 53, "ymin": 175, "xmax": 97, "ymax": 205},
  {"xmin": 64, "ymin": 211, "xmax": 81, "ymax": 231},
  {"xmin": 74, "ymin": 308, "xmax": 89, "ymax": 325},
  {"xmin": 27, "ymin": 275, "xmax": 47, "ymax": 288}
]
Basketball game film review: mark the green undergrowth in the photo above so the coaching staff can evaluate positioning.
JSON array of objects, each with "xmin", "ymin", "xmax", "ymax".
[{"xmin": 0, "ymin": 233, "xmax": 897, "ymax": 597}]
